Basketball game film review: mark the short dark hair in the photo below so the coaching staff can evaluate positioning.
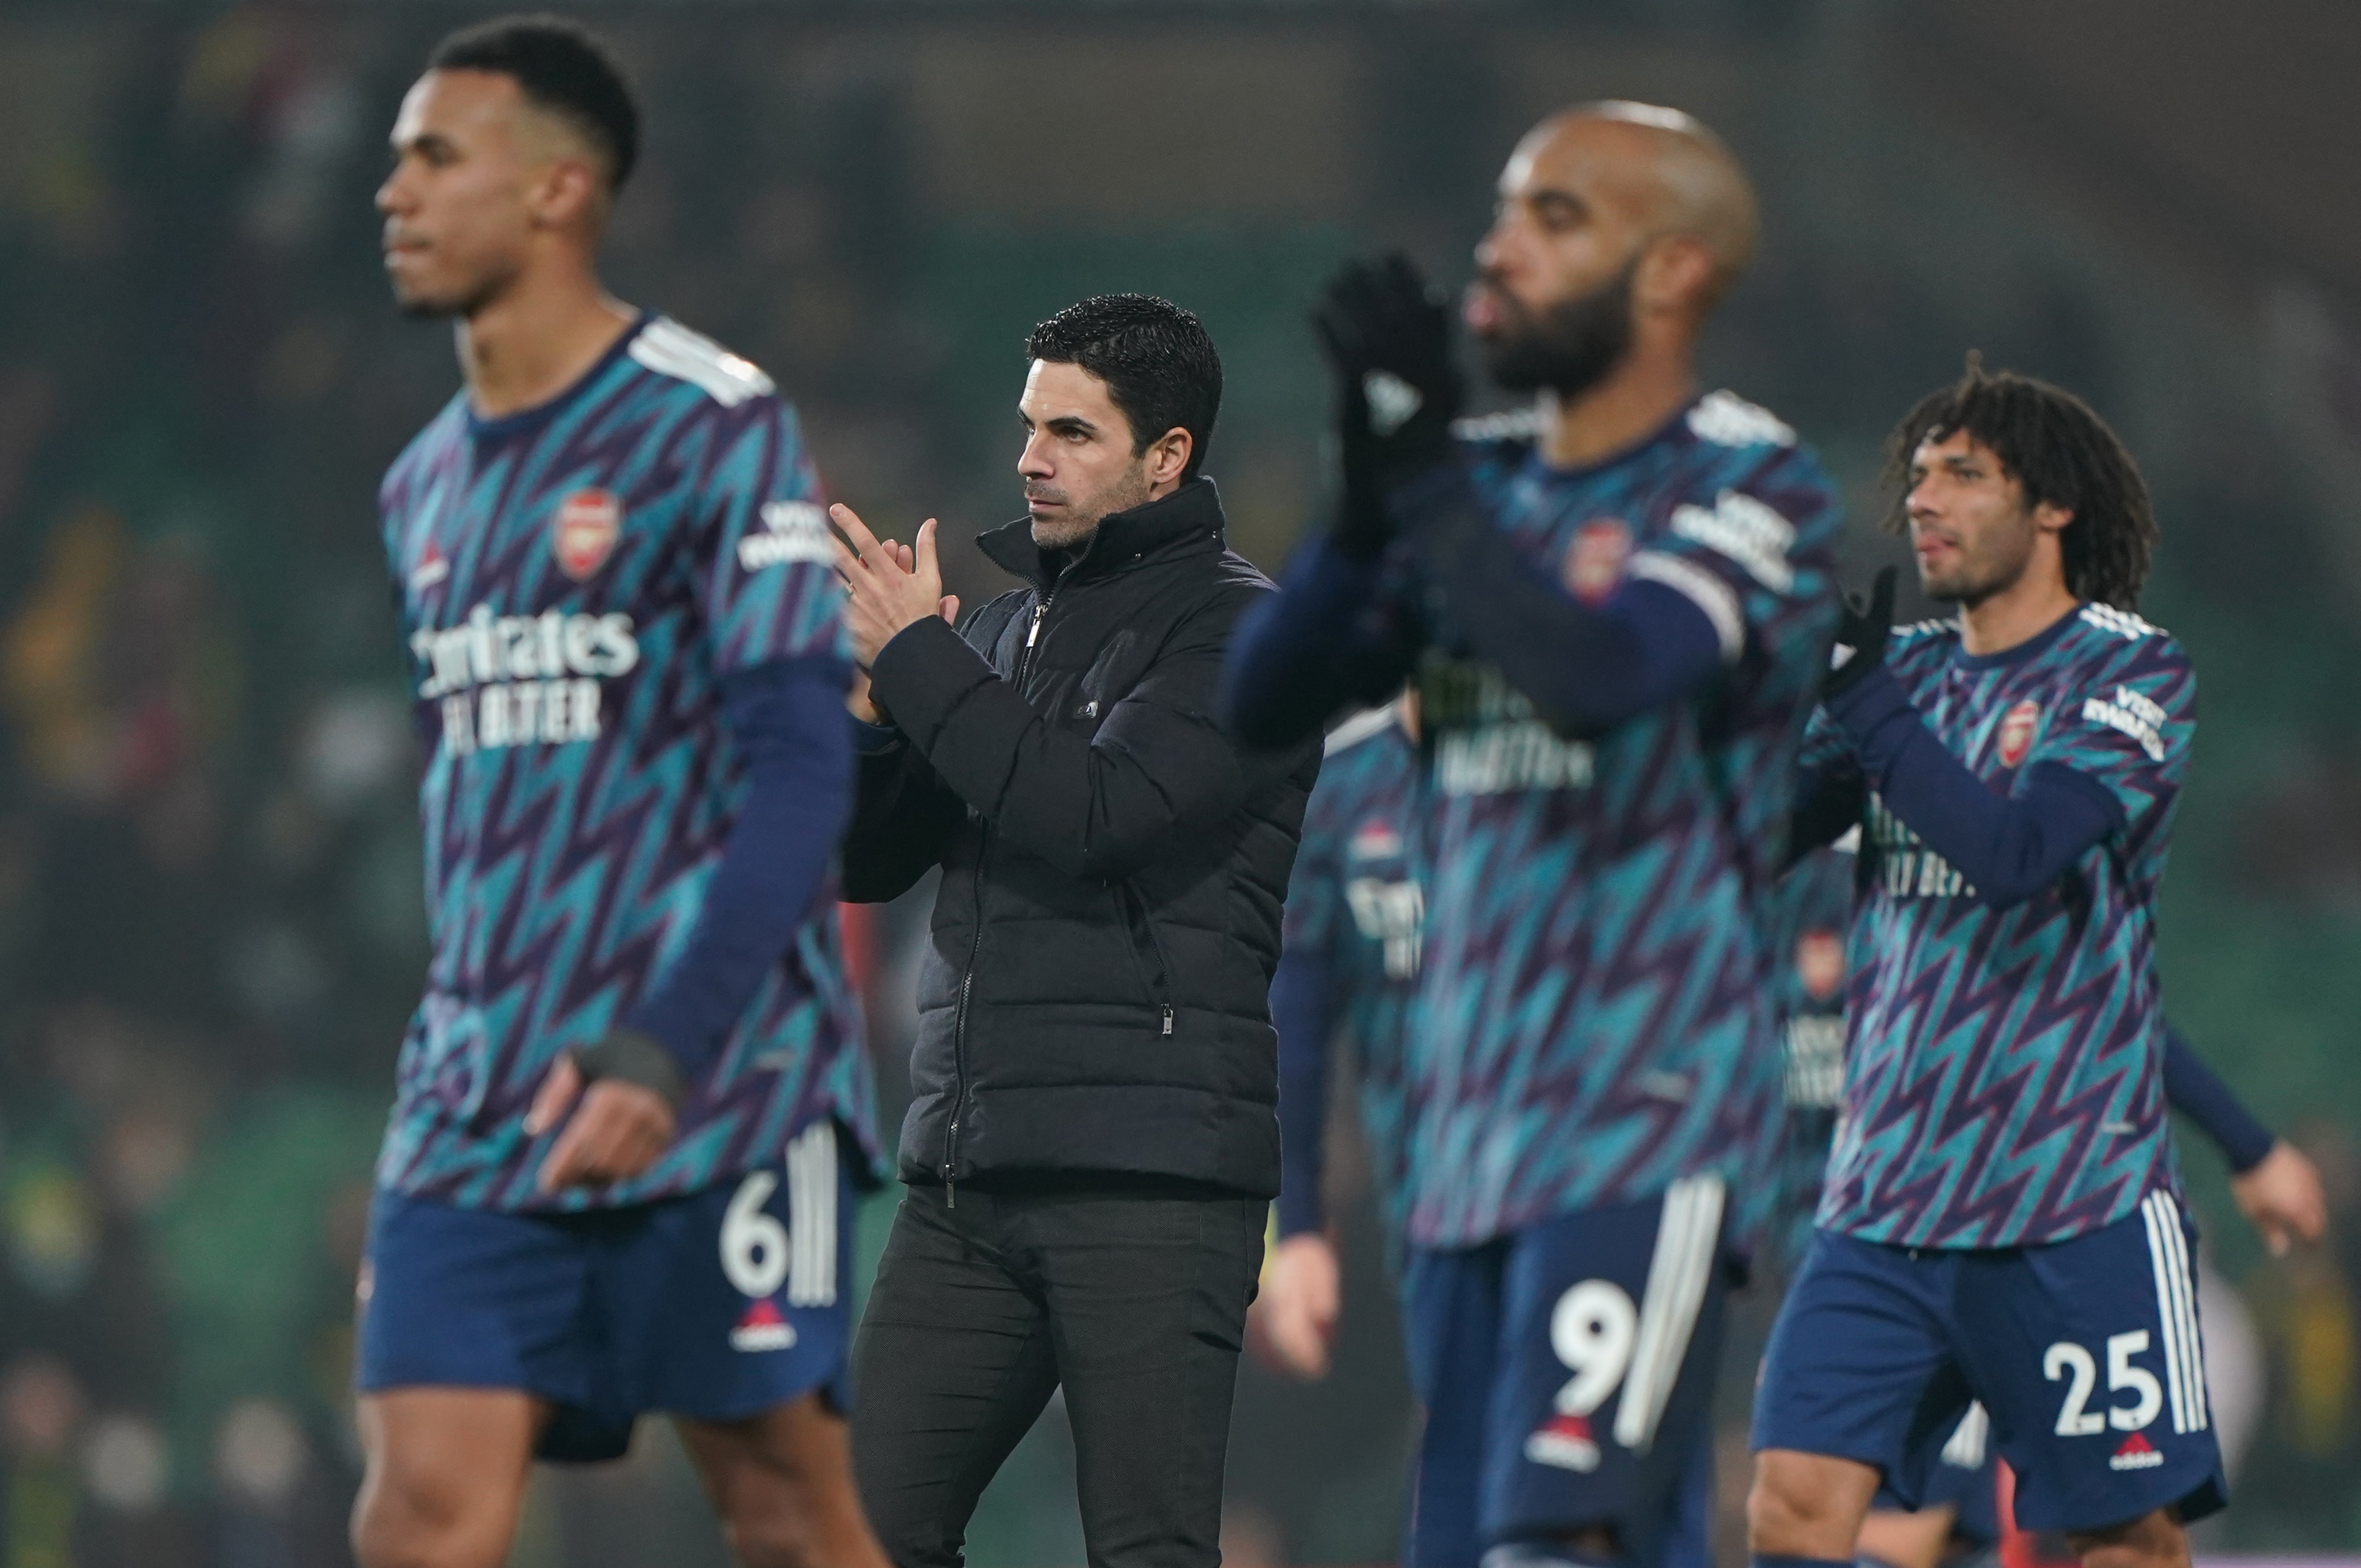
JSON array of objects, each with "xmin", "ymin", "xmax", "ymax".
[
  {"xmin": 430, "ymin": 15, "xmax": 641, "ymax": 191},
  {"xmin": 1884, "ymin": 357, "xmax": 2158, "ymax": 610},
  {"xmin": 1024, "ymin": 295, "xmax": 1222, "ymax": 481}
]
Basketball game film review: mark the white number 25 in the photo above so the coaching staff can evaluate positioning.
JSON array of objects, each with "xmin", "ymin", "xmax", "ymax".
[{"xmin": 2043, "ymin": 1332, "xmax": 2163, "ymax": 1436}]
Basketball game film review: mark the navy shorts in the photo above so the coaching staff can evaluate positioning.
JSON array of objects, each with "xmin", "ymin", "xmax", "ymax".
[
  {"xmin": 1871, "ymin": 1402, "xmax": 1999, "ymax": 1547},
  {"xmin": 1403, "ymin": 1176, "xmax": 1734, "ymax": 1568},
  {"xmin": 1754, "ymin": 1190, "xmax": 2226, "ymax": 1532},
  {"xmin": 357, "ymin": 1122, "xmax": 855, "ymax": 1463}
]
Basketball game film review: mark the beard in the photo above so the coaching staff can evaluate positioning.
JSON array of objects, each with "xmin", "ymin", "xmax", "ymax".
[
  {"xmin": 1919, "ymin": 518, "xmax": 2037, "ymax": 607},
  {"xmin": 1029, "ymin": 456, "xmax": 1152, "ymax": 550},
  {"xmin": 1476, "ymin": 256, "xmax": 1639, "ymax": 399}
]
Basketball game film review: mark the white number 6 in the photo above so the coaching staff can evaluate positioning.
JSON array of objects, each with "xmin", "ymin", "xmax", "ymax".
[
  {"xmin": 721, "ymin": 1172, "xmax": 790, "ymax": 1298},
  {"xmin": 1548, "ymin": 1279, "xmax": 1639, "ymax": 1417}
]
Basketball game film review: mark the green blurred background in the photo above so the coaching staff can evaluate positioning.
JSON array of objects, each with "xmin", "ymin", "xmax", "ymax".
[{"xmin": 3, "ymin": 2, "xmax": 2360, "ymax": 1563}]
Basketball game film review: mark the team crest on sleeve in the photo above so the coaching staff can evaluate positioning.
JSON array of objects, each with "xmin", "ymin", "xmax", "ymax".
[
  {"xmin": 553, "ymin": 488, "xmax": 623, "ymax": 580},
  {"xmin": 1996, "ymin": 699, "xmax": 2042, "ymax": 768},
  {"xmin": 1796, "ymin": 929, "xmax": 1845, "ymax": 1001},
  {"xmin": 1562, "ymin": 520, "xmax": 1634, "ymax": 604}
]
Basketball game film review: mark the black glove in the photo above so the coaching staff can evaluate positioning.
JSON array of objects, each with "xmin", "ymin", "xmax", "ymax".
[
  {"xmin": 1311, "ymin": 253, "xmax": 1466, "ymax": 559},
  {"xmin": 1821, "ymin": 566, "xmax": 1897, "ymax": 699},
  {"xmin": 575, "ymin": 1026, "xmax": 687, "ymax": 1112}
]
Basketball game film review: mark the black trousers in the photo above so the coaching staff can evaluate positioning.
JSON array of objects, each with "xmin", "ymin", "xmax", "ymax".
[{"xmin": 851, "ymin": 1175, "xmax": 1267, "ymax": 1568}]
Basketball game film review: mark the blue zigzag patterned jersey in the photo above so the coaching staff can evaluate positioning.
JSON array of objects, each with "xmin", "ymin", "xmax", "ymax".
[
  {"xmin": 1282, "ymin": 707, "xmax": 1424, "ymax": 1259},
  {"xmin": 374, "ymin": 314, "xmax": 875, "ymax": 1213},
  {"xmin": 1405, "ymin": 393, "xmax": 1842, "ymax": 1248},
  {"xmin": 1767, "ymin": 844, "xmax": 1857, "ymax": 1272},
  {"xmin": 1812, "ymin": 605, "xmax": 2195, "ymax": 1248}
]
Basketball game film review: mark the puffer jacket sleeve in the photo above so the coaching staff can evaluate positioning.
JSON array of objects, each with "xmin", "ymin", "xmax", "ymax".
[
  {"xmin": 838, "ymin": 737, "xmax": 967, "ymax": 903},
  {"xmin": 868, "ymin": 582, "xmax": 1270, "ymax": 883}
]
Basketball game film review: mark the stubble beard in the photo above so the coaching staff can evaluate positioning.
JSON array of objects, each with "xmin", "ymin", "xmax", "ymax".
[
  {"xmin": 1920, "ymin": 516, "xmax": 2039, "ymax": 609},
  {"xmin": 1028, "ymin": 457, "xmax": 1153, "ymax": 550},
  {"xmin": 1477, "ymin": 256, "xmax": 1640, "ymax": 399}
]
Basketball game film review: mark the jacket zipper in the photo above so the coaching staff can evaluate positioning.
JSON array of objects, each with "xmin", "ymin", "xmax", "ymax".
[
  {"xmin": 1115, "ymin": 880, "xmax": 1176, "ymax": 1035},
  {"xmin": 943, "ymin": 588, "xmax": 1058, "ymax": 1206}
]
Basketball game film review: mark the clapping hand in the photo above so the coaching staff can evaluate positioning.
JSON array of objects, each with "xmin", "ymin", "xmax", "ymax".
[{"xmin": 830, "ymin": 504, "xmax": 961, "ymax": 670}]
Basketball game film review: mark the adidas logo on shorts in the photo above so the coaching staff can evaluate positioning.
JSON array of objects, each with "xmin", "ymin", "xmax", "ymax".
[
  {"xmin": 1522, "ymin": 1413, "xmax": 1602, "ymax": 1473},
  {"xmin": 2110, "ymin": 1431, "xmax": 2163, "ymax": 1471},
  {"xmin": 730, "ymin": 1298, "xmax": 797, "ymax": 1352}
]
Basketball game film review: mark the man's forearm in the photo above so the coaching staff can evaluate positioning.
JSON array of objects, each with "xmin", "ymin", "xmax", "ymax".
[
  {"xmin": 628, "ymin": 657, "xmax": 852, "ymax": 1078},
  {"xmin": 873, "ymin": 612, "xmax": 1267, "ymax": 884},
  {"xmin": 1824, "ymin": 665, "xmax": 2122, "ymax": 908},
  {"xmin": 1393, "ymin": 465, "xmax": 1728, "ymax": 734},
  {"xmin": 1273, "ymin": 949, "xmax": 1340, "ymax": 1239},
  {"xmin": 1217, "ymin": 535, "xmax": 1419, "ymax": 749},
  {"xmin": 2163, "ymin": 1025, "xmax": 2276, "ymax": 1174}
]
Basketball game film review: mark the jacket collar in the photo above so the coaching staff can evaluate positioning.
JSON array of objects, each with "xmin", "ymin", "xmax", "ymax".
[{"xmin": 975, "ymin": 477, "xmax": 1227, "ymax": 589}]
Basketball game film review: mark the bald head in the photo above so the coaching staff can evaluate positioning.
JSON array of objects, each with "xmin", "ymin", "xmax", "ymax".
[
  {"xmin": 1515, "ymin": 102, "xmax": 1758, "ymax": 308},
  {"xmin": 1466, "ymin": 101, "xmax": 1757, "ymax": 401}
]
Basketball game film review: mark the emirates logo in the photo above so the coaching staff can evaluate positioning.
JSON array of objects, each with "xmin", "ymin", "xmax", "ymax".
[{"xmin": 553, "ymin": 488, "xmax": 623, "ymax": 581}]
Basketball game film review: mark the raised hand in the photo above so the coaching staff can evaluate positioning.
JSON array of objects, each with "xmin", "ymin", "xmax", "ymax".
[
  {"xmin": 1311, "ymin": 252, "xmax": 1466, "ymax": 559},
  {"xmin": 1822, "ymin": 565, "xmax": 1897, "ymax": 698},
  {"xmin": 831, "ymin": 505, "xmax": 957, "ymax": 669}
]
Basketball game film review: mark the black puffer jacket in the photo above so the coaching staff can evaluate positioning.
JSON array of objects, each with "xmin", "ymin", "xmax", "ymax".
[{"xmin": 843, "ymin": 479, "xmax": 1320, "ymax": 1197}]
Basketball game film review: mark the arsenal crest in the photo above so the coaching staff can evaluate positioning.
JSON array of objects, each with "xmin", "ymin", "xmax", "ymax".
[
  {"xmin": 553, "ymin": 488, "xmax": 623, "ymax": 581},
  {"xmin": 1796, "ymin": 929, "xmax": 1845, "ymax": 1002},
  {"xmin": 1561, "ymin": 519, "xmax": 1632, "ymax": 604},
  {"xmin": 1996, "ymin": 699, "xmax": 2042, "ymax": 769}
]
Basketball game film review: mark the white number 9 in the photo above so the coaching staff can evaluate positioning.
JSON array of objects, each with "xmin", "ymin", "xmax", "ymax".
[
  {"xmin": 1549, "ymin": 1279, "xmax": 1639, "ymax": 1417},
  {"xmin": 721, "ymin": 1172, "xmax": 790, "ymax": 1298}
]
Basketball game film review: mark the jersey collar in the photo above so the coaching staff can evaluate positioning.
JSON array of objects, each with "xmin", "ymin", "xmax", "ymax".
[
  {"xmin": 464, "ymin": 309, "xmax": 654, "ymax": 445},
  {"xmin": 1948, "ymin": 601, "xmax": 2083, "ymax": 672}
]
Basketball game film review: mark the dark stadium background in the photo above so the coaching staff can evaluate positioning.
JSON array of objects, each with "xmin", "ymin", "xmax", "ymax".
[{"xmin": 2, "ymin": 1, "xmax": 2360, "ymax": 1563}]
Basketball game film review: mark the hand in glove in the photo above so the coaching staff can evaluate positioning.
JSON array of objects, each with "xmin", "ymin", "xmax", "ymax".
[
  {"xmin": 1311, "ymin": 253, "xmax": 1466, "ymax": 559},
  {"xmin": 1821, "ymin": 566, "xmax": 1897, "ymax": 699}
]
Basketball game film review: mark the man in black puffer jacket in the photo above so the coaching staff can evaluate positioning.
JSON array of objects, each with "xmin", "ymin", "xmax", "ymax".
[{"xmin": 827, "ymin": 295, "xmax": 1319, "ymax": 1568}]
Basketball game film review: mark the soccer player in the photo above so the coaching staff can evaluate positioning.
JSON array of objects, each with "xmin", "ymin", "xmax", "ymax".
[
  {"xmin": 1747, "ymin": 363, "xmax": 2217, "ymax": 1568},
  {"xmin": 354, "ymin": 20, "xmax": 885, "ymax": 1568},
  {"xmin": 1257, "ymin": 694, "xmax": 1713, "ymax": 1568},
  {"xmin": 1761, "ymin": 845, "xmax": 2327, "ymax": 1568},
  {"xmin": 1257, "ymin": 695, "xmax": 1424, "ymax": 1387},
  {"xmin": 1222, "ymin": 102, "xmax": 1842, "ymax": 1568}
]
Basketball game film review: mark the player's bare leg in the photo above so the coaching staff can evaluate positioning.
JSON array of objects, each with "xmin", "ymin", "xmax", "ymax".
[
  {"xmin": 677, "ymin": 1392, "xmax": 890, "ymax": 1568},
  {"xmin": 352, "ymin": 1389, "xmax": 544, "ymax": 1568},
  {"xmin": 2066, "ymin": 1509, "xmax": 2189, "ymax": 1568},
  {"xmin": 1856, "ymin": 1504, "xmax": 1961, "ymax": 1568},
  {"xmin": 1747, "ymin": 1449, "xmax": 1882, "ymax": 1559}
]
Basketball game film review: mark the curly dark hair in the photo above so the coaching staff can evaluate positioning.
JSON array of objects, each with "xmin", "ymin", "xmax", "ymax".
[
  {"xmin": 1883, "ymin": 356, "xmax": 2157, "ymax": 610},
  {"xmin": 431, "ymin": 15, "xmax": 641, "ymax": 191},
  {"xmin": 1025, "ymin": 294, "xmax": 1222, "ymax": 481}
]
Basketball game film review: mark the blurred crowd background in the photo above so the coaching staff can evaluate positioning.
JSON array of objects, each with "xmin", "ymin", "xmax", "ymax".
[{"xmin": 3, "ymin": 1, "xmax": 2360, "ymax": 1564}]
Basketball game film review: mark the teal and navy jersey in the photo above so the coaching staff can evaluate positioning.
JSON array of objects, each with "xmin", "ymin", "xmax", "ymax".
[
  {"xmin": 1279, "ymin": 707, "xmax": 1424, "ymax": 1258},
  {"xmin": 1406, "ymin": 393, "xmax": 1842, "ymax": 1247},
  {"xmin": 375, "ymin": 314, "xmax": 875, "ymax": 1213},
  {"xmin": 1768, "ymin": 843, "xmax": 1856, "ymax": 1272},
  {"xmin": 1813, "ymin": 605, "xmax": 2195, "ymax": 1249}
]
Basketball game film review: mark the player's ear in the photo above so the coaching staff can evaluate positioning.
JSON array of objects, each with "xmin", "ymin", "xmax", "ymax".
[
  {"xmin": 1634, "ymin": 235, "xmax": 1715, "ymax": 319},
  {"xmin": 2031, "ymin": 499, "xmax": 2075, "ymax": 536},
  {"xmin": 1146, "ymin": 426, "xmax": 1192, "ymax": 488},
  {"xmin": 529, "ymin": 157, "xmax": 606, "ymax": 232}
]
